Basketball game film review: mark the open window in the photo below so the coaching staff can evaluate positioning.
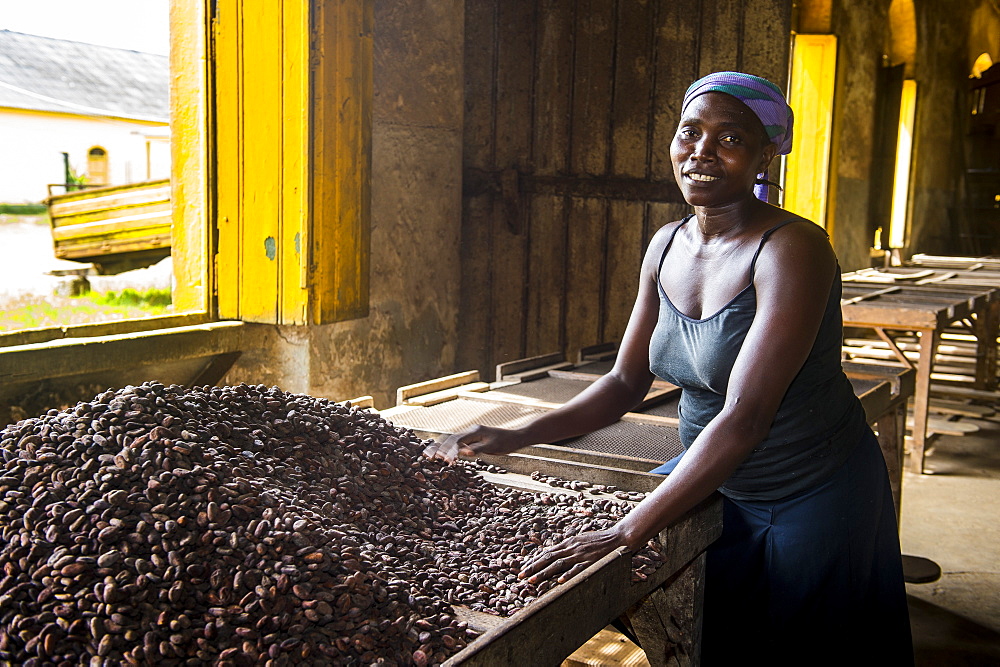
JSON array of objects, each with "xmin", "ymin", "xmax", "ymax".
[
  {"xmin": 783, "ymin": 33, "xmax": 837, "ymax": 230},
  {"xmin": 1, "ymin": 0, "xmax": 373, "ymax": 417}
]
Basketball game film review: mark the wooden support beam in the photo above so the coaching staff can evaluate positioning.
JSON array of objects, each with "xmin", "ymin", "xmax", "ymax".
[{"xmin": 0, "ymin": 321, "xmax": 245, "ymax": 385}]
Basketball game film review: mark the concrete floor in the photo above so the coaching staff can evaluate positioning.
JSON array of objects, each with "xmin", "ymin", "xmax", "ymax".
[{"xmin": 901, "ymin": 403, "xmax": 1000, "ymax": 666}]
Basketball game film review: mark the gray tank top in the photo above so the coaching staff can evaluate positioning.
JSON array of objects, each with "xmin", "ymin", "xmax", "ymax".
[{"xmin": 649, "ymin": 216, "xmax": 865, "ymax": 501}]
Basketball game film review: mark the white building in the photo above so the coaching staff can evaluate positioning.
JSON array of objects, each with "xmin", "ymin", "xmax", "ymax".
[{"xmin": 0, "ymin": 30, "xmax": 170, "ymax": 204}]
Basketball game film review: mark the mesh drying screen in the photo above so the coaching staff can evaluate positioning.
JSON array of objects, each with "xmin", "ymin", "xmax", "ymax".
[
  {"xmin": 562, "ymin": 421, "xmax": 684, "ymax": 462},
  {"xmin": 573, "ymin": 360, "xmax": 615, "ymax": 375},
  {"xmin": 383, "ymin": 398, "xmax": 548, "ymax": 434},
  {"xmin": 490, "ymin": 378, "xmax": 593, "ymax": 404}
]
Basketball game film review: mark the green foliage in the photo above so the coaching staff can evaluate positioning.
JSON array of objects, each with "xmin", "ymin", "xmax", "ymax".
[
  {"xmin": 66, "ymin": 165, "xmax": 89, "ymax": 192},
  {"xmin": 0, "ymin": 289, "xmax": 173, "ymax": 331},
  {"xmin": 0, "ymin": 203, "xmax": 47, "ymax": 215},
  {"xmin": 88, "ymin": 288, "xmax": 172, "ymax": 308}
]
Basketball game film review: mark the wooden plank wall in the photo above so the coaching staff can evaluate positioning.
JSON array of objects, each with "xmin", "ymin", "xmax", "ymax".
[{"xmin": 460, "ymin": 0, "xmax": 791, "ymax": 378}]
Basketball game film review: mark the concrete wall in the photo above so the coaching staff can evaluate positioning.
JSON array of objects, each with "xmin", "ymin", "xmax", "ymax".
[
  {"xmin": 823, "ymin": 0, "xmax": 893, "ymax": 271},
  {"xmin": 222, "ymin": 0, "xmax": 465, "ymax": 410},
  {"xmin": 908, "ymin": 0, "xmax": 999, "ymax": 256},
  {"xmin": 0, "ymin": 108, "xmax": 170, "ymax": 203}
]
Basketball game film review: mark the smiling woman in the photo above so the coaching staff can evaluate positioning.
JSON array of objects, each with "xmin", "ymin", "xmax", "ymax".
[{"xmin": 427, "ymin": 71, "xmax": 914, "ymax": 665}]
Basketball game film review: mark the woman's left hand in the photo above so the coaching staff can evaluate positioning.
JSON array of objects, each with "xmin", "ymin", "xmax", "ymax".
[{"xmin": 519, "ymin": 527, "xmax": 628, "ymax": 585}]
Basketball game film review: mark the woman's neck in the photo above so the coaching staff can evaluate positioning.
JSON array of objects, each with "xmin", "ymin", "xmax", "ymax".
[{"xmin": 691, "ymin": 197, "xmax": 770, "ymax": 240}]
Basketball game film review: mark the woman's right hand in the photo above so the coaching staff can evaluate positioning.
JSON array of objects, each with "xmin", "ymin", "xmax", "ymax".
[{"xmin": 422, "ymin": 424, "xmax": 529, "ymax": 463}]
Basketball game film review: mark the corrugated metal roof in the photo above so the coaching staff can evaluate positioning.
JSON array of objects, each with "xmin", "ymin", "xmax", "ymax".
[{"xmin": 0, "ymin": 30, "xmax": 168, "ymax": 122}]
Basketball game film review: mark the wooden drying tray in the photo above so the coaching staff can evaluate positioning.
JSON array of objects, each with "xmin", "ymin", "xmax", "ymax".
[
  {"xmin": 387, "ymin": 371, "xmax": 723, "ymax": 665},
  {"xmin": 489, "ymin": 352, "xmax": 934, "ymax": 585},
  {"xmin": 494, "ymin": 350, "xmax": 900, "ymax": 435},
  {"xmin": 843, "ymin": 267, "xmax": 1000, "ymax": 294},
  {"xmin": 387, "ymin": 369, "xmax": 684, "ymax": 469},
  {"xmin": 439, "ymin": 451, "xmax": 722, "ymax": 666},
  {"xmin": 907, "ymin": 254, "xmax": 1000, "ymax": 271}
]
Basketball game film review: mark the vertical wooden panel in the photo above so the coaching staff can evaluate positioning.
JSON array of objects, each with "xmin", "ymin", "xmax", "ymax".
[
  {"xmin": 533, "ymin": 0, "xmax": 575, "ymax": 175},
  {"xmin": 785, "ymin": 35, "xmax": 837, "ymax": 229},
  {"xmin": 525, "ymin": 0, "xmax": 575, "ymax": 360},
  {"xmin": 611, "ymin": 0, "xmax": 655, "ymax": 178},
  {"xmin": 564, "ymin": 0, "xmax": 615, "ymax": 355},
  {"xmin": 565, "ymin": 197, "xmax": 606, "ymax": 359},
  {"xmin": 280, "ymin": 0, "xmax": 309, "ymax": 323},
  {"xmin": 169, "ymin": 0, "xmax": 211, "ymax": 314},
  {"xmin": 239, "ymin": 0, "xmax": 282, "ymax": 322},
  {"xmin": 649, "ymin": 0, "xmax": 701, "ymax": 183},
  {"xmin": 214, "ymin": 0, "xmax": 243, "ymax": 318},
  {"xmin": 604, "ymin": 0, "xmax": 655, "ymax": 347},
  {"xmin": 570, "ymin": 0, "xmax": 616, "ymax": 176},
  {"xmin": 603, "ymin": 199, "xmax": 645, "ymax": 344},
  {"xmin": 741, "ymin": 0, "xmax": 792, "ymax": 86},
  {"xmin": 213, "ymin": 0, "xmax": 371, "ymax": 324},
  {"xmin": 490, "ymin": 0, "xmax": 535, "ymax": 366},
  {"xmin": 309, "ymin": 0, "xmax": 373, "ymax": 323},
  {"xmin": 458, "ymin": 0, "xmax": 498, "ymax": 375},
  {"xmin": 697, "ymin": 0, "xmax": 743, "ymax": 77},
  {"xmin": 525, "ymin": 196, "xmax": 568, "ymax": 357}
]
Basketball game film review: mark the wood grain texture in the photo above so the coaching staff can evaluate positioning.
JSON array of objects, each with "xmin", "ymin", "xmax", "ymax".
[
  {"xmin": 565, "ymin": 197, "xmax": 607, "ymax": 360},
  {"xmin": 459, "ymin": 0, "xmax": 794, "ymax": 378},
  {"xmin": 611, "ymin": 0, "xmax": 656, "ymax": 179},
  {"xmin": 457, "ymin": 0, "xmax": 499, "ymax": 375},
  {"xmin": 490, "ymin": 0, "xmax": 535, "ymax": 366},
  {"xmin": 649, "ymin": 0, "xmax": 700, "ymax": 182},
  {"xmin": 603, "ymin": 199, "xmax": 645, "ymax": 345},
  {"xmin": 697, "ymin": 0, "xmax": 743, "ymax": 77},
  {"xmin": 525, "ymin": 195, "xmax": 568, "ymax": 357},
  {"xmin": 239, "ymin": 0, "xmax": 282, "ymax": 323},
  {"xmin": 570, "ymin": 0, "xmax": 616, "ymax": 177}
]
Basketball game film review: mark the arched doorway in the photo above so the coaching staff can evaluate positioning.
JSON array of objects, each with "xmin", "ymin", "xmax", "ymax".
[{"xmin": 87, "ymin": 146, "xmax": 109, "ymax": 186}]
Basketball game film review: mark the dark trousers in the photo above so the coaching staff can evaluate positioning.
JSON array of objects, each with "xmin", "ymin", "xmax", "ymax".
[{"xmin": 646, "ymin": 428, "xmax": 913, "ymax": 666}]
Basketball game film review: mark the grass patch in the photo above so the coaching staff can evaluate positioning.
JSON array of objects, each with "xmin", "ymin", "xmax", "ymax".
[
  {"xmin": 0, "ymin": 289, "xmax": 173, "ymax": 331},
  {"xmin": 0, "ymin": 203, "xmax": 47, "ymax": 215}
]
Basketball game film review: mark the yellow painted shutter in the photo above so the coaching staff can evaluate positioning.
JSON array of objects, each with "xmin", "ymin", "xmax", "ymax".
[{"xmin": 212, "ymin": 0, "xmax": 372, "ymax": 324}]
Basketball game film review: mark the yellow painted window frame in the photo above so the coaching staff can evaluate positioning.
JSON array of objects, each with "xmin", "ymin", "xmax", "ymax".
[
  {"xmin": 783, "ymin": 34, "xmax": 837, "ymax": 230},
  {"xmin": 211, "ymin": 0, "xmax": 372, "ymax": 325}
]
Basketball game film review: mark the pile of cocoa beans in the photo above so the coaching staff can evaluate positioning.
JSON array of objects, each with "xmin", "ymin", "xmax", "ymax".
[{"xmin": 0, "ymin": 382, "xmax": 661, "ymax": 666}]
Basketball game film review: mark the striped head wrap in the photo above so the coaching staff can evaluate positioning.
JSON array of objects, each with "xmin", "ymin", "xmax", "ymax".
[{"xmin": 681, "ymin": 71, "xmax": 794, "ymax": 202}]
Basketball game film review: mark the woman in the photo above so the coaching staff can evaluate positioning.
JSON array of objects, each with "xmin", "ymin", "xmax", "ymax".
[{"xmin": 426, "ymin": 72, "xmax": 912, "ymax": 664}]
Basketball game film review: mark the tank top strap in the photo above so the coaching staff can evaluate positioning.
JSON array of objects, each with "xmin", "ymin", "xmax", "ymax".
[
  {"xmin": 748, "ymin": 219, "xmax": 800, "ymax": 278},
  {"xmin": 657, "ymin": 214, "xmax": 694, "ymax": 275}
]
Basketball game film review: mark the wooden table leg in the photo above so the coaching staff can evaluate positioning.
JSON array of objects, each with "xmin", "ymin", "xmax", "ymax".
[
  {"xmin": 625, "ymin": 553, "xmax": 706, "ymax": 667},
  {"xmin": 876, "ymin": 404, "xmax": 906, "ymax": 523},
  {"xmin": 909, "ymin": 327, "xmax": 939, "ymax": 474},
  {"xmin": 973, "ymin": 301, "xmax": 1000, "ymax": 390}
]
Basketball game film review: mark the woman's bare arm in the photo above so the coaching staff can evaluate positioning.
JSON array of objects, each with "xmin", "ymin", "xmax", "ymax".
[{"xmin": 521, "ymin": 221, "xmax": 839, "ymax": 581}]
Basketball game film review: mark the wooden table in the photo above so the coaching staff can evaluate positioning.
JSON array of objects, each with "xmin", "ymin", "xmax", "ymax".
[
  {"xmin": 839, "ymin": 276, "xmax": 1000, "ymax": 473},
  {"xmin": 907, "ymin": 253, "xmax": 1000, "ymax": 272},
  {"xmin": 381, "ymin": 382, "xmax": 721, "ymax": 666}
]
